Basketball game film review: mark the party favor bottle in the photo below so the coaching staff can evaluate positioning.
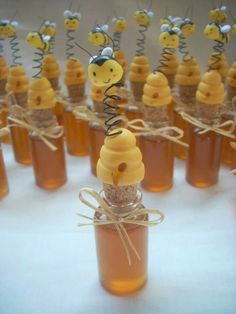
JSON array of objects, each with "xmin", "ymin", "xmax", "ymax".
[
  {"xmin": 140, "ymin": 72, "xmax": 174, "ymax": 192},
  {"xmin": 28, "ymin": 78, "xmax": 67, "ymax": 189},
  {"xmin": 221, "ymin": 61, "xmax": 236, "ymax": 165},
  {"xmin": 159, "ymin": 50, "xmax": 179, "ymax": 91},
  {"xmin": 186, "ymin": 70, "xmax": 224, "ymax": 187},
  {"xmin": 6, "ymin": 65, "xmax": 31, "ymax": 164},
  {"xmin": 41, "ymin": 55, "xmax": 64, "ymax": 125},
  {"xmin": 0, "ymin": 142, "xmax": 9, "ymax": 199},
  {"xmin": 63, "ymin": 58, "xmax": 88, "ymax": 156},
  {"xmin": 174, "ymin": 58, "xmax": 201, "ymax": 159},
  {"xmin": 0, "ymin": 57, "xmax": 10, "ymax": 144},
  {"xmin": 95, "ymin": 128, "xmax": 148, "ymax": 295}
]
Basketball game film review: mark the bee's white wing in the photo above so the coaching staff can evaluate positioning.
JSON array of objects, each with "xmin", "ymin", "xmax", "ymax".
[
  {"xmin": 221, "ymin": 24, "xmax": 231, "ymax": 33},
  {"xmin": 64, "ymin": 10, "xmax": 72, "ymax": 18},
  {"xmin": 42, "ymin": 35, "xmax": 51, "ymax": 42},
  {"xmin": 160, "ymin": 24, "xmax": 170, "ymax": 32},
  {"xmin": 101, "ymin": 24, "xmax": 109, "ymax": 32}
]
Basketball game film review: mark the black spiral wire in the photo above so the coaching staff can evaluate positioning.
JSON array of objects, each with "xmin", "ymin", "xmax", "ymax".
[
  {"xmin": 0, "ymin": 38, "xmax": 4, "ymax": 57},
  {"xmin": 66, "ymin": 30, "xmax": 75, "ymax": 59},
  {"xmin": 113, "ymin": 31, "xmax": 121, "ymax": 51},
  {"xmin": 136, "ymin": 25, "xmax": 148, "ymax": 56},
  {"xmin": 208, "ymin": 40, "xmax": 225, "ymax": 70},
  {"xmin": 9, "ymin": 35, "xmax": 22, "ymax": 65},
  {"xmin": 49, "ymin": 36, "xmax": 55, "ymax": 54},
  {"xmin": 103, "ymin": 83, "xmax": 123, "ymax": 137},
  {"xmin": 179, "ymin": 34, "xmax": 190, "ymax": 61},
  {"xmin": 32, "ymin": 48, "xmax": 44, "ymax": 78},
  {"xmin": 155, "ymin": 47, "xmax": 175, "ymax": 73}
]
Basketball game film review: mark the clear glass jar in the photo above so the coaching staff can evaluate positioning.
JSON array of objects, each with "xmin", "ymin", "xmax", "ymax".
[{"xmin": 94, "ymin": 190, "xmax": 148, "ymax": 295}]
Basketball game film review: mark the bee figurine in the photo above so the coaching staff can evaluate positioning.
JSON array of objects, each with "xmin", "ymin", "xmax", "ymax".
[
  {"xmin": 209, "ymin": 5, "xmax": 227, "ymax": 23},
  {"xmin": 64, "ymin": 10, "xmax": 81, "ymax": 31},
  {"xmin": 0, "ymin": 19, "xmax": 18, "ymax": 38},
  {"xmin": 40, "ymin": 20, "xmax": 56, "ymax": 38},
  {"xmin": 112, "ymin": 17, "xmax": 128, "ymax": 33},
  {"xmin": 134, "ymin": 9, "xmax": 154, "ymax": 27},
  {"xmin": 88, "ymin": 47, "xmax": 123, "ymax": 87},
  {"xmin": 26, "ymin": 31, "xmax": 51, "ymax": 52},
  {"xmin": 204, "ymin": 22, "xmax": 231, "ymax": 43},
  {"xmin": 159, "ymin": 24, "xmax": 181, "ymax": 48},
  {"xmin": 179, "ymin": 18, "xmax": 196, "ymax": 37},
  {"xmin": 88, "ymin": 24, "xmax": 110, "ymax": 47},
  {"xmin": 160, "ymin": 16, "xmax": 181, "ymax": 27}
]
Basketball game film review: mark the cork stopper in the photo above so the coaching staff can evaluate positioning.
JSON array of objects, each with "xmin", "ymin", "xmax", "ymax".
[
  {"xmin": 6, "ymin": 65, "xmax": 29, "ymax": 107},
  {"xmin": 97, "ymin": 128, "xmax": 145, "ymax": 186},
  {"xmin": 103, "ymin": 183, "xmax": 139, "ymax": 207},
  {"xmin": 30, "ymin": 108, "xmax": 56, "ymax": 128},
  {"xmin": 0, "ymin": 57, "xmax": 9, "ymax": 95}
]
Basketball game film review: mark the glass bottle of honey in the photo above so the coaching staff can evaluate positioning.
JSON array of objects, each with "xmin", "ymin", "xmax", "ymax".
[
  {"xmin": 174, "ymin": 57, "xmax": 201, "ymax": 160},
  {"xmin": 221, "ymin": 61, "xmax": 236, "ymax": 165},
  {"xmin": 28, "ymin": 78, "xmax": 67, "ymax": 189},
  {"xmin": 186, "ymin": 70, "xmax": 224, "ymax": 187},
  {"xmin": 41, "ymin": 55, "xmax": 64, "ymax": 126},
  {"xmin": 0, "ymin": 143, "xmax": 9, "ymax": 199},
  {"xmin": 6, "ymin": 65, "xmax": 31, "ymax": 165},
  {"xmin": 0, "ymin": 57, "xmax": 10, "ymax": 144},
  {"xmin": 63, "ymin": 58, "xmax": 89, "ymax": 156},
  {"xmin": 140, "ymin": 72, "xmax": 174, "ymax": 192},
  {"xmin": 95, "ymin": 128, "xmax": 148, "ymax": 295}
]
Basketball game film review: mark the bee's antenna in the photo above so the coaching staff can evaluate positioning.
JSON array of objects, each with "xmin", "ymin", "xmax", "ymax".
[
  {"xmin": 147, "ymin": 0, "xmax": 153, "ymax": 11},
  {"xmin": 136, "ymin": 0, "xmax": 141, "ymax": 10},
  {"xmin": 69, "ymin": 0, "xmax": 73, "ymax": 10},
  {"xmin": 11, "ymin": 10, "xmax": 18, "ymax": 22},
  {"xmin": 164, "ymin": 6, "xmax": 168, "ymax": 17},
  {"xmin": 105, "ymin": 16, "xmax": 110, "ymax": 25},
  {"xmin": 74, "ymin": 42, "xmax": 94, "ymax": 58},
  {"xmin": 97, "ymin": 24, "xmax": 115, "ymax": 52}
]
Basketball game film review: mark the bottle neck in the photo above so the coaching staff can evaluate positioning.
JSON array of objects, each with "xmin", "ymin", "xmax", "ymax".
[
  {"xmin": 144, "ymin": 104, "xmax": 169, "ymax": 128},
  {"xmin": 196, "ymin": 102, "xmax": 221, "ymax": 125}
]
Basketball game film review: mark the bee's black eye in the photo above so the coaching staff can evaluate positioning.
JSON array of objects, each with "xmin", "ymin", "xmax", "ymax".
[
  {"xmin": 93, "ymin": 72, "xmax": 96, "ymax": 76},
  {"xmin": 110, "ymin": 68, "xmax": 113, "ymax": 72}
]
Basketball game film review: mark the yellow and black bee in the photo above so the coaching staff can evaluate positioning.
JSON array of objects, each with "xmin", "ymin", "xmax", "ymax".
[
  {"xmin": 0, "ymin": 19, "xmax": 18, "ymax": 38},
  {"xmin": 159, "ymin": 24, "xmax": 181, "ymax": 48},
  {"xmin": 64, "ymin": 10, "xmax": 81, "ymax": 31},
  {"xmin": 204, "ymin": 22, "xmax": 231, "ymax": 43},
  {"xmin": 209, "ymin": 5, "xmax": 227, "ymax": 23},
  {"xmin": 40, "ymin": 20, "xmax": 56, "ymax": 37},
  {"xmin": 26, "ymin": 31, "xmax": 51, "ymax": 52},
  {"xmin": 88, "ymin": 24, "xmax": 110, "ymax": 47}
]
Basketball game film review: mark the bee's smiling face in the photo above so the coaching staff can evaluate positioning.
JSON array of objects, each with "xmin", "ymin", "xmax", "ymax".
[
  {"xmin": 41, "ymin": 25, "xmax": 56, "ymax": 37},
  {"xmin": 88, "ymin": 58, "xmax": 123, "ymax": 87},
  {"xmin": 114, "ymin": 20, "xmax": 128, "ymax": 32},
  {"xmin": 88, "ymin": 31, "xmax": 106, "ymax": 46},
  {"xmin": 64, "ymin": 18, "xmax": 79, "ymax": 30},
  {"xmin": 159, "ymin": 32, "xmax": 179, "ymax": 48},
  {"xmin": 181, "ymin": 24, "xmax": 195, "ymax": 37},
  {"xmin": 134, "ymin": 11, "xmax": 150, "ymax": 27},
  {"xmin": 204, "ymin": 24, "xmax": 219, "ymax": 40}
]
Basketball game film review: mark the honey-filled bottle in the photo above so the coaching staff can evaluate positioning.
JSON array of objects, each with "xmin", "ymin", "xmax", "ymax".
[
  {"xmin": 221, "ymin": 61, "xmax": 236, "ymax": 165},
  {"xmin": 63, "ymin": 58, "xmax": 89, "ymax": 156},
  {"xmin": 28, "ymin": 78, "xmax": 67, "ymax": 189},
  {"xmin": 41, "ymin": 55, "xmax": 64, "ymax": 126},
  {"xmin": 0, "ymin": 57, "xmax": 10, "ymax": 144},
  {"xmin": 186, "ymin": 70, "xmax": 224, "ymax": 188},
  {"xmin": 0, "ymin": 142, "xmax": 9, "ymax": 199},
  {"xmin": 174, "ymin": 57, "xmax": 201, "ymax": 160},
  {"xmin": 6, "ymin": 65, "xmax": 31, "ymax": 165},
  {"xmin": 95, "ymin": 128, "xmax": 148, "ymax": 295},
  {"xmin": 140, "ymin": 72, "xmax": 174, "ymax": 192}
]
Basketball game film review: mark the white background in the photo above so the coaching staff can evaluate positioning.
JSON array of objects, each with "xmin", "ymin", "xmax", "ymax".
[{"xmin": 0, "ymin": 0, "xmax": 236, "ymax": 313}]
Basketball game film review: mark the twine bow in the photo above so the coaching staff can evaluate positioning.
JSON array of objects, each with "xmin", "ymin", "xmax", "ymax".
[
  {"xmin": 72, "ymin": 105, "xmax": 105, "ymax": 128},
  {"xmin": 78, "ymin": 187, "xmax": 164, "ymax": 265},
  {"xmin": 8, "ymin": 114, "xmax": 63, "ymax": 151},
  {"xmin": 126, "ymin": 118, "xmax": 189, "ymax": 147},
  {"xmin": 180, "ymin": 112, "xmax": 235, "ymax": 139}
]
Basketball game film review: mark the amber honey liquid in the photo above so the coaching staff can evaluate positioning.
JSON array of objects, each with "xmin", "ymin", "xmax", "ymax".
[
  {"xmin": 0, "ymin": 146, "xmax": 9, "ymax": 198},
  {"xmin": 95, "ymin": 213, "xmax": 148, "ymax": 295},
  {"xmin": 54, "ymin": 101, "xmax": 64, "ymax": 126},
  {"xmin": 186, "ymin": 127, "xmax": 222, "ymax": 187},
  {"xmin": 88, "ymin": 124, "xmax": 105, "ymax": 176},
  {"xmin": 173, "ymin": 110, "xmax": 190, "ymax": 160},
  {"xmin": 10, "ymin": 125, "xmax": 31, "ymax": 165},
  {"xmin": 221, "ymin": 115, "xmax": 235, "ymax": 165},
  {"xmin": 167, "ymin": 98, "xmax": 175, "ymax": 123},
  {"xmin": 0, "ymin": 109, "xmax": 11, "ymax": 144},
  {"xmin": 30, "ymin": 134, "xmax": 67, "ymax": 189},
  {"xmin": 63, "ymin": 109, "xmax": 89, "ymax": 156},
  {"xmin": 140, "ymin": 135, "xmax": 174, "ymax": 192}
]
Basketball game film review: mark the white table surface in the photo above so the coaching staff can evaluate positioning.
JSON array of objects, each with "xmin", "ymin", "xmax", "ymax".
[{"xmin": 0, "ymin": 142, "xmax": 235, "ymax": 314}]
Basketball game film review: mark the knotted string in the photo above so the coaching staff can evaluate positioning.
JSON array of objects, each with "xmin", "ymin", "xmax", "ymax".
[
  {"xmin": 78, "ymin": 187, "xmax": 164, "ymax": 265},
  {"xmin": 126, "ymin": 118, "xmax": 189, "ymax": 147},
  {"xmin": 72, "ymin": 105, "xmax": 105, "ymax": 128},
  {"xmin": 180, "ymin": 112, "xmax": 235, "ymax": 138}
]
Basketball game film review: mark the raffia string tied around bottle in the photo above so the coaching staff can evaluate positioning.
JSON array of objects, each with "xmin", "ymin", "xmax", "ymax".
[
  {"xmin": 8, "ymin": 112, "xmax": 63, "ymax": 151},
  {"xmin": 126, "ymin": 118, "xmax": 189, "ymax": 147},
  {"xmin": 180, "ymin": 112, "xmax": 235, "ymax": 139},
  {"xmin": 72, "ymin": 105, "xmax": 105, "ymax": 129},
  {"xmin": 78, "ymin": 187, "xmax": 164, "ymax": 265},
  {"xmin": 56, "ymin": 91, "xmax": 87, "ymax": 109}
]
